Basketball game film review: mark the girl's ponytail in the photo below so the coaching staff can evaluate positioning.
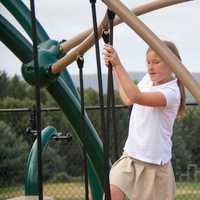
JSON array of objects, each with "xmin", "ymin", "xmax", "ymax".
[{"xmin": 163, "ymin": 41, "xmax": 186, "ymax": 116}]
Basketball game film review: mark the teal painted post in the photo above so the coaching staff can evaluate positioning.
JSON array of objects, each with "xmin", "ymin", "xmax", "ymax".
[
  {"xmin": 1, "ymin": 1, "xmax": 106, "ymax": 197},
  {"xmin": 0, "ymin": 15, "xmax": 32, "ymax": 63},
  {"xmin": 25, "ymin": 126, "xmax": 58, "ymax": 195},
  {"xmin": 0, "ymin": 0, "xmax": 49, "ymax": 43},
  {"xmin": 47, "ymin": 77, "xmax": 105, "ymax": 192}
]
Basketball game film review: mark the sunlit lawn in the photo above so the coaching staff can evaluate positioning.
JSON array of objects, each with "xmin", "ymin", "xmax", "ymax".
[
  {"xmin": 0, "ymin": 182, "xmax": 85, "ymax": 200},
  {"xmin": 1, "ymin": 181, "xmax": 200, "ymax": 200}
]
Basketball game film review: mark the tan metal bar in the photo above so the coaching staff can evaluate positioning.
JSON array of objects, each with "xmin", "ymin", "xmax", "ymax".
[
  {"xmin": 52, "ymin": 16, "xmax": 108, "ymax": 74},
  {"xmin": 60, "ymin": 0, "xmax": 193, "ymax": 53},
  {"xmin": 60, "ymin": 29, "xmax": 92, "ymax": 53},
  {"xmin": 52, "ymin": 0, "xmax": 192, "ymax": 74},
  {"xmin": 114, "ymin": 0, "xmax": 194, "ymax": 26},
  {"xmin": 102, "ymin": 0, "xmax": 200, "ymax": 104}
]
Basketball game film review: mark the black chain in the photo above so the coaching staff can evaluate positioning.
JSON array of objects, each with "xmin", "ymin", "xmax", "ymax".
[
  {"xmin": 89, "ymin": 1, "xmax": 111, "ymax": 199},
  {"xmin": 76, "ymin": 56, "xmax": 89, "ymax": 200},
  {"xmin": 30, "ymin": 0, "xmax": 43, "ymax": 199}
]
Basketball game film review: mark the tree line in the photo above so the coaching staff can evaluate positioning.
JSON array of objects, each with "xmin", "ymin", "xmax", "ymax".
[{"xmin": 0, "ymin": 70, "xmax": 200, "ymax": 185}]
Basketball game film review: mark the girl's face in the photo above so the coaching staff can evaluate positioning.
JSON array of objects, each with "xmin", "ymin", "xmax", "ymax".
[{"xmin": 146, "ymin": 50, "xmax": 173, "ymax": 85}]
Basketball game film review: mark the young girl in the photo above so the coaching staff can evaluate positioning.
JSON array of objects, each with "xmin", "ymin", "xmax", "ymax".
[{"xmin": 103, "ymin": 41, "xmax": 186, "ymax": 200}]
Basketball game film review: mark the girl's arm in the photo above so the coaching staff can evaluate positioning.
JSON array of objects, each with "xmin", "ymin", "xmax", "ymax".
[
  {"xmin": 103, "ymin": 44, "xmax": 167, "ymax": 107},
  {"xmin": 113, "ymin": 69, "xmax": 133, "ymax": 105}
]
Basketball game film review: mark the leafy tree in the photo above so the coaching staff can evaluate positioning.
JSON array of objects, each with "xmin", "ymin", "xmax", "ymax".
[
  {"xmin": 84, "ymin": 87, "xmax": 99, "ymax": 106},
  {"xmin": 0, "ymin": 70, "xmax": 10, "ymax": 98},
  {"xmin": 0, "ymin": 121, "xmax": 28, "ymax": 185},
  {"xmin": 172, "ymin": 106, "xmax": 200, "ymax": 179},
  {"xmin": 0, "ymin": 97, "xmax": 34, "ymax": 142},
  {"xmin": 178, "ymin": 107, "xmax": 200, "ymax": 166},
  {"xmin": 9, "ymin": 75, "xmax": 27, "ymax": 99},
  {"xmin": 43, "ymin": 145, "xmax": 65, "ymax": 181},
  {"xmin": 172, "ymin": 134, "xmax": 191, "ymax": 179},
  {"xmin": 25, "ymin": 85, "xmax": 49, "ymax": 105}
]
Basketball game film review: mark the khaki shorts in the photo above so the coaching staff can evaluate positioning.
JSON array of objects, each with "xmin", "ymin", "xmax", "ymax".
[{"xmin": 110, "ymin": 152, "xmax": 176, "ymax": 200}]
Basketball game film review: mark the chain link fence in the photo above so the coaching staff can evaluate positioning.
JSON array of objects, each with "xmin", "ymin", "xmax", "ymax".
[{"xmin": 0, "ymin": 105, "xmax": 200, "ymax": 200}]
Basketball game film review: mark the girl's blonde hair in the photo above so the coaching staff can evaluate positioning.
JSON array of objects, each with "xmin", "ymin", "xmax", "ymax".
[{"xmin": 147, "ymin": 40, "xmax": 186, "ymax": 116}]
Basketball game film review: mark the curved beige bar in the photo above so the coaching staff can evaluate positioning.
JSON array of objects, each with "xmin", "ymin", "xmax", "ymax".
[
  {"xmin": 52, "ymin": 0, "xmax": 192, "ymax": 74},
  {"xmin": 114, "ymin": 0, "xmax": 194, "ymax": 26},
  {"xmin": 52, "ymin": 15, "xmax": 108, "ymax": 72},
  {"xmin": 60, "ymin": 29, "xmax": 91, "ymax": 53},
  {"xmin": 52, "ymin": 16, "xmax": 108, "ymax": 74},
  {"xmin": 60, "ymin": 0, "xmax": 193, "ymax": 53},
  {"xmin": 102, "ymin": 0, "xmax": 200, "ymax": 104}
]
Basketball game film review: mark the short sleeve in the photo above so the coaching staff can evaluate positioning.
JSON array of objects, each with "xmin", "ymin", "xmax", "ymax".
[
  {"xmin": 159, "ymin": 87, "xmax": 180, "ymax": 107},
  {"xmin": 137, "ymin": 74, "xmax": 150, "ymax": 87}
]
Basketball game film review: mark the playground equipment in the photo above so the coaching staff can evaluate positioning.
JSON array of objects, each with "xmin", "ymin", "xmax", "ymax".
[{"xmin": 1, "ymin": 0, "xmax": 199, "ymax": 199}]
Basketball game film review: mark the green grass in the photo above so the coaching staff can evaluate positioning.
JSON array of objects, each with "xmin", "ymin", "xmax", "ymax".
[
  {"xmin": 177, "ymin": 181, "xmax": 200, "ymax": 189},
  {"xmin": 0, "ymin": 182, "xmax": 85, "ymax": 200},
  {"xmin": 176, "ymin": 181, "xmax": 200, "ymax": 199},
  {"xmin": 176, "ymin": 194, "xmax": 200, "ymax": 200},
  {"xmin": 1, "ymin": 181, "xmax": 200, "ymax": 200},
  {"xmin": 0, "ymin": 185, "xmax": 24, "ymax": 200}
]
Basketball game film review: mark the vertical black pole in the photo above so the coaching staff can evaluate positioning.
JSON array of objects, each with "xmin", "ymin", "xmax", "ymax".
[
  {"xmin": 107, "ymin": 10, "xmax": 119, "ymax": 160},
  {"xmin": 30, "ymin": 1, "xmax": 43, "ymax": 200},
  {"xmin": 77, "ymin": 56, "xmax": 89, "ymax": 200},
  {"xmin": 89, "ymin": 1, "xmax": 111, "ymax": 199},
  {"xmin": 103, "ymin": 9, "xmax": 118, "ymax": 161}
]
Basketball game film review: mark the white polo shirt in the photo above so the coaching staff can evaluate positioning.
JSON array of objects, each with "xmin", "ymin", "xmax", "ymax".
[{"xmin": 124, "ymin": 74, "xmax": 180, "ymax": 165}]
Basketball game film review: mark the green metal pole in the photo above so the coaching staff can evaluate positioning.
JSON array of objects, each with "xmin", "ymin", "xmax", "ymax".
[
  {"xmin": 1, "ymin": 0, "xmax": 82, "ymax": 103},
  {"xmin": 0, "ymin": 0, "xmax": 49, "ymax": 44},
  {"xmin": 25, "ymin": 126, "xmax": 58, "ymax": 195},
  {"xmin": 60, "ymin": 70, "xmax": 104, "ymax": 199},
  {"xmin": 0, "ymin": 15, "xmax": 32, "ymax": 63},
  {"xmin": 47, "ymin": 77, "xmax": 105, "ymax": 192},
  {"xmin": 1, "ymin": 1, "xmax": 105, "ymax": 198},
  {"xmin": 0, "ymin": 23, "xmax": 104, "ymax": 200}
]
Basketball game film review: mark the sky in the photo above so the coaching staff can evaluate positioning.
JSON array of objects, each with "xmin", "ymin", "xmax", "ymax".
[{"xmin": 0, "ymin": 0, "xmax": 200, "ymax": 77}]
